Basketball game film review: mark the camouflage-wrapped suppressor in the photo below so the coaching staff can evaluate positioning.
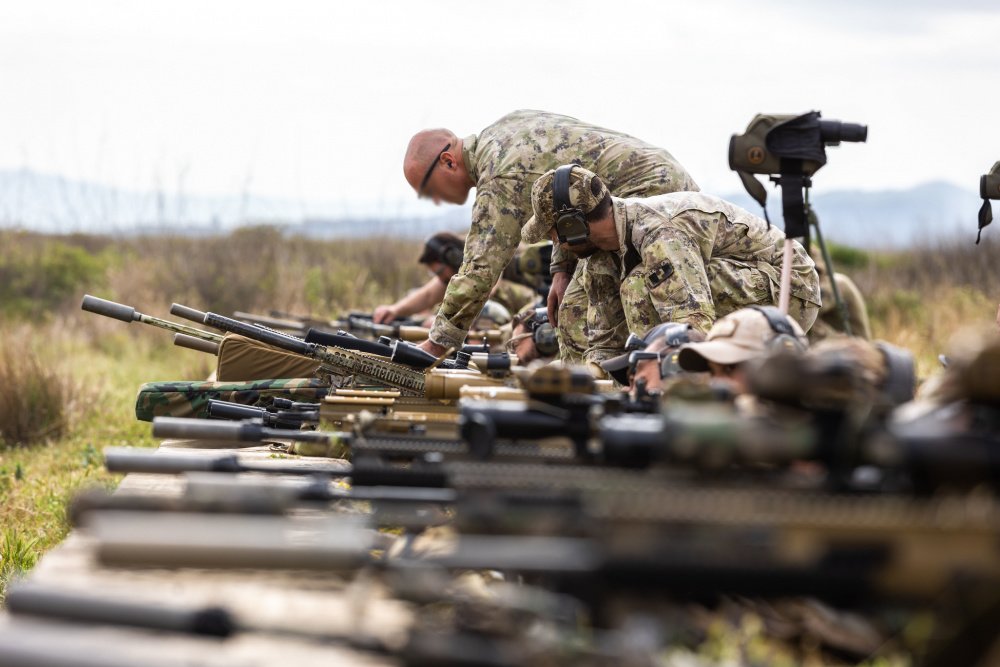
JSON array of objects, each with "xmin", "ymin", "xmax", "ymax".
[{"xmin": 81, "ymin": 295, "xmax": 223, "ymax": 342}]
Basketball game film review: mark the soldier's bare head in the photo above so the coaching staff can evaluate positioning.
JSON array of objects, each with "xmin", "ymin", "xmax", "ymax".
[{"xmin": 404, "ymin": 129, "xmax": 471, "ymax": 205}]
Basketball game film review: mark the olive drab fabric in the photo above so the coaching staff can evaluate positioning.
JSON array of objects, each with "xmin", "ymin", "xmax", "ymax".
[
  {"xmin": 216, "ymin": 334, "xmax": 323, "ymax": 382},
  {"xmin": 807, "ymin": 245, "xmax": 872, "ymax": 342},
  {"xmin": 135, "ymin": 377, "xmax": 327, "ymax": 421},
  {"xmin": 429, "ymin": 109, "xmax": 698, "ymax": 352},
  {"xmin": 610, "ymin": 192, "xmax": 821, "ymax": 347},
  {"xmin": 808, "ymin": 273, "xmax": 872, "ymax": 342},
  {"xmin": 490, "ymin": 279, "xmax": 538, "ymax": 318}
]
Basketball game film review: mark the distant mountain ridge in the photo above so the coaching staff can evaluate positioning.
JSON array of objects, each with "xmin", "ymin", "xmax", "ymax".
[
  {"xmin": 0, "ymin": 168, "xmax": 984, "ymax": 247},
  {"xmin": 724, "ymin": 180, "xmax": 982, "ymax": 247}
]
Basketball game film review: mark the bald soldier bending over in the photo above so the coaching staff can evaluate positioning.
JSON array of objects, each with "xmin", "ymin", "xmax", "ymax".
[{"xmin": 403, "ymin": 110, "xmax": 697, "ymax": 358}]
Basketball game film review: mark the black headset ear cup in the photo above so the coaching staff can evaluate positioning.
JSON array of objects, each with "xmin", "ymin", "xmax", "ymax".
[
  {"xmin": 424, "ymin": 236, "xmax": 463, "ymax": 271},
  {"xmin": 443, "ymin": 245, "xmax": 463, "ymax": 270},
  {"xmin": 552, "ymin": 164, "xmax": 590, "ymax": 245},
  {"xmin": 748, "ymin": 305, "xmax": 807, "ymax": 353}
]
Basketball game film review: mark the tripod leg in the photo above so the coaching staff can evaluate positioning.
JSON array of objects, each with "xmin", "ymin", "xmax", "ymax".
[
  {"xmin": 778, "ymin": 239, "xmax": 794, "ymax": 315},
  {"xmin": 808, "ymin": 204, "xmax": 853, "ymax": 336}
]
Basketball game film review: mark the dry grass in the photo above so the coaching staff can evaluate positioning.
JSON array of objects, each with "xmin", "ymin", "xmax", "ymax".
[
  {"xmin": 0, "ymin": 227, "xmax": 427, "ymax": 324},
  {"xmin": 847, "ymin": 236, "xmax": 998, "ymax": 377},
  {"xmin": 0, "ymin": 326, "xmax": 88, "ymax": 447},
  {"xmin": 0, "ymin": 322, "xmax": 212, "ymax": 602},
  {"xmin": 102, "ymin": 228, "xmax": 426, "ymax": 318}
]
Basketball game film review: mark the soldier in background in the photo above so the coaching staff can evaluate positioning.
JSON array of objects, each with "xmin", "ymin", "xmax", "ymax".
[
  {"xmin": 402, "ymin": 110, "xmax": 698, "ymax": 361},
  {"xmin": 678, "ymin": 308, "xmax": 914, "ymax": 412},
  {"xmin": 599, "ymin": 322, "xmax": 705, "ymax": 391},
  {"xmin": 373, "ymin": 232, "xmax": 535, "ymax": 325},
  {"xmin": 807, "ymin": 245, "xmax": 872, "ymax": 341},
  {"xmin": 676, "ymin": 307, "xmax": 809, "ymax": 394},
  {"xmin": 523, "ymin": 166, "xmax": 821, "ymax": 366},
  {"xmin": 506, "ymin": 302, "xmax": 559, "ymax": 365}
]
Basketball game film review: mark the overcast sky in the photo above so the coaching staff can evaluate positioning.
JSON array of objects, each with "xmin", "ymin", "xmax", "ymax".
[{"xmin": 1, "ymin": 0, "xmax": 997, "ymax": 217}]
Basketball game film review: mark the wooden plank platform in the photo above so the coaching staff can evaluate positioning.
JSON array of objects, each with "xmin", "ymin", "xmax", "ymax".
[{"xmin": 0, "ymin": 441, "xmax": 410, "ymax": 666}]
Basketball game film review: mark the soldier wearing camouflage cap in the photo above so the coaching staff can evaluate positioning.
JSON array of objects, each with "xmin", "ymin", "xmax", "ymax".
[
  {"xmin": 403, "ymin": 110, "xmax": 697, "ymax": 360},
  {"xmin": 675, "ymin": 307, "xmax": 809, "ymax": 394},
  {"xmin": 524, "ymin": 165, "xmax": 820, "ymax": 363}
]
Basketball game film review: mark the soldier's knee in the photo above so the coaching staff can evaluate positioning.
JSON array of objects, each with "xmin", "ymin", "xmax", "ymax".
[
  {"xmin": 556, "ymin": 320, "xmax": 588, "ymax": 363},
  {"xmin": 789, "ymin": 299, "xmax": 820, "ymax": 334}
]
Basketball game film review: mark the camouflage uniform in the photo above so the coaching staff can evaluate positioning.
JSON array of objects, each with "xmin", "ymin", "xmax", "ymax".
[
  {"xmin": 490, "ymin": 279, "xmax": 538, "ymax": 318},
  {"xmin": 612, "ymin": 193, "xmax": 821, "ymax": 341},
  {"xmin": 807, "ymin": 246, "xmax": 872, "ymax": 341},
  {"xmin": 429, "ymin": 110, "xmax": 698, "ymax": 354}
]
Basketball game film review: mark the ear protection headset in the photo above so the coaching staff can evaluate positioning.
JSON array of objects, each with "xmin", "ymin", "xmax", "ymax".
[
  {"xmin": 424, "ymin": 236, "xmax": 464, "ymax": 271},
  {"xmin": 748, "ymin": 305, "xmax": 807, "ymax": 353},
  {"xmin": 625, "ymin": 322, "xmax": 695, "ymax": 380},
  {"xmin": 552, "ymin": 165, "xmax": 591, "ymax": 246}
]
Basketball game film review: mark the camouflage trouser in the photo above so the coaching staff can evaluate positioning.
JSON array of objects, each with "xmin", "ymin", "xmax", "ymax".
[
  {"xmin": 556, "ymin": 265, "xmax": 589, "ymax": 363},
  {"xmin": 557, "ymin": 254, "xmax": 630, "ymax": 364}
]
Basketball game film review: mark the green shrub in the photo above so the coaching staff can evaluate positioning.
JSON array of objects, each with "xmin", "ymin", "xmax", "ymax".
[
  {"xmin": 827, "ymin": 242, "xmax": 870, "ymax": 269},
  {"xmin": 0, "ymin": 232, "xmax": 109, "ymax": 318}
]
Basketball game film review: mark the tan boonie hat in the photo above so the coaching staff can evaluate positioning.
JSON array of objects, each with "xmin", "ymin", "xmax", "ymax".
[
  {"xmin": 677, "ymin": 308, "xmax": 807, "ymax": 372},
  {"xmin": 522, "ymin": 165, "xmax": 610, "ymax": 243}
]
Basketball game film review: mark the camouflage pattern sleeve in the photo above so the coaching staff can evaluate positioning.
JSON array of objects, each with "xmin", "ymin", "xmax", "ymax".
[
  {"xmin": 429, "ymin": 183, "xmax": 524, "ymax": 348},
  {"xmin": 632, "ymin": 221, "xmax": 716, "ymax": 334}
]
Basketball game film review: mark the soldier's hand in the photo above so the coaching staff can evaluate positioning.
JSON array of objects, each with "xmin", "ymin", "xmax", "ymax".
[
  {"xmin": 418, "ymin": 338, "xmax": 448, "ymax": 357},
  {"xmin": 373, "ymin": 305, "xmax": 398, "ymax": 324},
  {"xmin": 547, "ymin": 271, "xmax": 571, "ymax": 326}
]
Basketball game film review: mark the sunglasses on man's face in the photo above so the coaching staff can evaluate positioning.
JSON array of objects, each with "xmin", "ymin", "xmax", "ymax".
[{"xmin": 418, "ymin": 143, "xmax": 451, "ymax": 199}]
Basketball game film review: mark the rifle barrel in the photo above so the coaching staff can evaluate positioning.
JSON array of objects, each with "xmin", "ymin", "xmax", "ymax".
[{"xmin": 81, "ymin": 295, "xmax": 223, "ymax": 342}]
